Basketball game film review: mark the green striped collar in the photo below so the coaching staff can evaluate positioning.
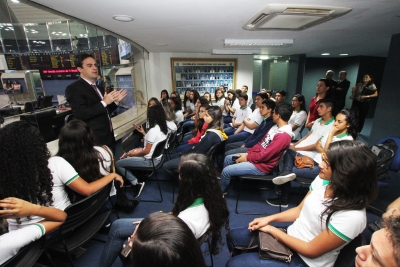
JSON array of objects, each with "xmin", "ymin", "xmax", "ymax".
[
  {"xmin": 188, "ymin": 197, "xmax": 204, "ymax": 208},
  {"xmin": 336, "ymin": 132, "xmax": 349, "ymax": 138},
  {"xmin": 318, "ymin": 117, "xmax": 334, "ymax": 125},
  {"xmin": 240, "ymin": 106, "xmax": 248, "ymax": 110}
]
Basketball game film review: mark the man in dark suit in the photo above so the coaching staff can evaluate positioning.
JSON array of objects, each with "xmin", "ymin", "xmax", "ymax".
[
  {"xmin": 65, "ymin": 54, "xmax": 137, "ymax": 212},
  {"xmin": 65, "ymin": 53, "xmax": 126, "ymax": 151},
  {"xmin": 334, "ymin": 70, "xmax": 351, "ymax": 114}
]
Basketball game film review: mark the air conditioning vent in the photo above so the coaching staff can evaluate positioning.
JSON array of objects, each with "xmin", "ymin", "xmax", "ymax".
[{"xmin": 243, "ymin": 4, "xmax": 352, "ymax": 31}]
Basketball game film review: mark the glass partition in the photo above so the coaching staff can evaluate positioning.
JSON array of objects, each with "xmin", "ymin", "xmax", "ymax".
[{"xmin": 1, "ymin": 0, "xmax": 150, "ymax": 145}]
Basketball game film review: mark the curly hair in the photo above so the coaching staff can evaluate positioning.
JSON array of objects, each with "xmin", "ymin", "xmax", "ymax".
[
  {"xmin": 323, "ymin": 140, "xmax": 378, "ymax": 227},
  {"xmin": 172, "ymin": 152, "xmax": 230, "ymax": 255},
  {"xmin": 382, "ymin": 215, "xmax": 400, "ymax": 266},
  {"xmin": 0, "ymin": 121, "xmax": 53, "ymax": 206},
  {"xmin": 148, "ymin": 104, "xmax": 168, "ymax": 135}
]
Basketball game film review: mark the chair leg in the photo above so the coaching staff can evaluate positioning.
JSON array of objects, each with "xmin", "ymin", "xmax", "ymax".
[
  {"xmin": 140, "ymin": 167, "xmax": 163, "ymax": 203},
  {"xmin": 108, "ymin": 197, "xmax": 120, "ymax": 219},
  {"xmin": 61, "ymin": 237, "xmax": 75, "ymax": 267}
]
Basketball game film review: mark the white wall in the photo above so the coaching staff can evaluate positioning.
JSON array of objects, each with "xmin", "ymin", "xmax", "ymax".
[{"xmin": 146, "ymin": 52, "xmax": 253, "ymax": 99}]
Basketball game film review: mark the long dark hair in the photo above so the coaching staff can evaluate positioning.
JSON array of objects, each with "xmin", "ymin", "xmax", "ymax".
[
  {"xmin": 130, "ymin": 212, "xmax": 206, "ymax": 267},
  {"xmin": 227, "ymin": 89, "xmax": 237, "ymax": 105},
  {"xmin": 148, "ymin": 105, "xmax": 168, "ymax": 135},
  {"xmin": 293, "ymin": 94, "xmax": 307, "ymax": 112},
  {"xmin": 205, "ymin": 106, "xmax": 224, "ymax": 130},
  {"xmin": 160, "ymin": 89, "xmax": 169, "ymax": 101},
  {"xmin": 0, "ymin": 121, "xmax": 53, "ymax": 206},
  {"xmin": 172, "ymin": 153, "xmax": 229, "ymax": 255},
  {"xmin": 147, "ymin": 97, "xmax": 161, "ymax": 107},
  {"xmin": 193, "ymin": 104, "xmax": 208, "ymax": 135},
  {"xmin": 323, "ymin": 140, "xmax": 378, "ymax": 226},
  {"xmin": 169, "ymin": 96, "xmax": 182, "ymax": 111},
  {"xmin": 363, "ymin": 74, "xmax": 374, "ymax": 87},
  {"xmin": 190, "ymin": 89, "xmax": 200, "ymax": 104},
  {"xmin": 57, "ymin": 120, "xmax": 107, "ymax": 183},
  {"xmin": 337, "ymin": 109, "xmax": 358, "ymax": 139},
  {"xmin": 203, "ymin": 92, "xmax": 212, "ymax": 105},
  {"xmin": 214, "ymin": 88, "xmax": 224, "ymax": 101},
  {"xmin": 183, "ymin": 89, "xmax": 191, "ymax": 104}
]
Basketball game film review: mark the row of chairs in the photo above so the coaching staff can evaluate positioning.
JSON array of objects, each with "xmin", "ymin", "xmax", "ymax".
[{"xmin": 2, "ymin": 183, "xmax": 114, "ymax": 267}]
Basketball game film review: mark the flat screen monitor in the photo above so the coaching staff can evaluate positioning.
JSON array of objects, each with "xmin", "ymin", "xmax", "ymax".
[{"xmin": 118, "ymin": 39, "xmax": 131, "ymax": 60}]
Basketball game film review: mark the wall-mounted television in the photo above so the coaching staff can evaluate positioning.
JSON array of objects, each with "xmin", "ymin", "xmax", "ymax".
[{"xmin": 118, "ymin": 39, "xmax": 131, "ymax": 60}]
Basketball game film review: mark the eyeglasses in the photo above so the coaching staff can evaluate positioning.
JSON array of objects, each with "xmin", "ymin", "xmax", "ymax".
[{"xmin": 321, "ymin": 153, "xmax": 330, "ymax": 167}]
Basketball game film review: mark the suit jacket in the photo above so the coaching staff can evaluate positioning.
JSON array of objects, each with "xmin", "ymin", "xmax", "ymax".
[
  {"xmin": 65, "ymin": 78, "xmax": 118, "ymax": 148},
  {"xmin": 334, "ymin": 79, "xmax": 351, "ymax": 109}
]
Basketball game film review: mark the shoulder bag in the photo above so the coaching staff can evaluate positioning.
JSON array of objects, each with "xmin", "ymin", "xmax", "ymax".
[
  {"xmin": 294, "ymin": 153, "xmax": 314, "ymax": 169},
  {"xmin": 259, "ymin": 230, "xmax": 293, "ymax": 262},
  {"xmin": 102, "ymin": 145, "xmax": 115, "ymax": 173}
]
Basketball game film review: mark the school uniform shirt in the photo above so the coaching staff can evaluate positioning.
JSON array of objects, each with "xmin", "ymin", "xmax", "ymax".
[
  {"xmin": 143, "ymin": 125, "xmax": 167, "ymax": 159},
  {"xmin": 295, "ymin": 117, "xmax": 335, "ymax": 158},
  {"xmin": 178, "ymin": 197, "xmax": 210, "ymax": 239},
  {"xmin": 174, "ymin": 110, "xmax": 184, "ymax": 124},
  {"xmin": 230, "ymin": 99, "xmax": 240, "ymax": 116},
  {"xmin": 288, "ymin": 176, "xmax": 366, "ymax": 267},
  {"xmin": 243, "ymin": 108, "xmax": 264, "ymax": 134},
  {"xmin": 230, "ymin": 106, "xmax": 252, "ymax": 127},
  {"xmin": 288, "ymin": 110, "xmax": 307, "ymax": 139},
  {"xmin": 166, "ymin": 120, "xmax": 178, "ymax": 133},
  {"xmin": 313, "ymin": 133, "xmax": 353, "ymax": 163}
]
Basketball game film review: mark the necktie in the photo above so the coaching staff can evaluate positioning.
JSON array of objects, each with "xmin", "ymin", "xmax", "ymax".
[{"xmin": 92, "ymin": 84, "xmax": 113, "ymax": 132}]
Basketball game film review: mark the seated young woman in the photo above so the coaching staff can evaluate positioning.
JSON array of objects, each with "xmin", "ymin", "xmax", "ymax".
[
  {"xmin": 0, "ymin": 121, "xmax": 123, "ymax": 220},
  {"xmin": 174, "ymin": 104, "xmax": 208, "ymax": 154},
  {"xmin": 163, "ymin": 105, "xmax": 227, "ymax": 174},
  {"xmin": 129, "ymin": 212, "xmax": 207, "ymax": 267},
  {"xmin": 97, "ymin": 152, "xmax": 229, "ymax": 267},
  {"xmin": 57, "ymin": 120, "xmax": 139, "ymax": 212},
  {"xmin": 269, "ymin": 109, "xmax": 358, "ymax": 206},
  {"xmin": 226, "ymin": 140, "xmax": 378, "ymax": 267},
  {"xmin": 182, "ymin": 96, "xmax": 209, "ymax": 135},
  {"xmin": 162, "ymin": 101, "xmax": 177, "ymax": 133},
  {"xmin": 0, "ymin": 197, "xmax": 66, "ymax": 264},
  {"xmin": 116, "ymin": 104, "xmax": 168, "ymax": 198}
]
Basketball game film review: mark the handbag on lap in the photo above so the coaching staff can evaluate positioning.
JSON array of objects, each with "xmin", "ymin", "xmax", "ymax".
[
  {"xmin": 294, "ymin": 153, "xmax": 315, "ymax": 169},
  {"xmin": 258, "ymin": 230, "xmax": 293, "ymax": 262}
]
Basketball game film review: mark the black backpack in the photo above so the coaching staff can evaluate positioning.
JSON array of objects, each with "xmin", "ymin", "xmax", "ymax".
[{"xmin": 371, "ymin": 139, "xmax": 398, "ymax": 180}]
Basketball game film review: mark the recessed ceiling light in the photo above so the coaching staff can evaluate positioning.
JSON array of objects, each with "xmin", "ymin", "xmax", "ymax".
[
  {"xmin": 321, "ymin": 53, "xmax": 330, "ymax": 56},
  {"xmin": 340, "ymin": 53, "xmax": 348, "ymax": 56},
  {"xmin": 259, "ymin": 56, "xmax": 270, "ymax": 60},
  {"xmin": 11, "ymin": 0, "xmax": 20, "ymax": 3},
  {"xmin": 112, "ymin": 15, "xmax": 134, "ymax": 22}
]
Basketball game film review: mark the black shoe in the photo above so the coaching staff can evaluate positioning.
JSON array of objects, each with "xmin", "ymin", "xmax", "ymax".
[
  {"xmin": 134, "ymin": 182, "xmax": 145, "ymax": 198},
  {"xmin": 115, "ymin": 198, "xmax": 140, "ymax": 213},
  {"xmin": 266, "ymin": 198, "xmax": 288, "ymax": 208}
]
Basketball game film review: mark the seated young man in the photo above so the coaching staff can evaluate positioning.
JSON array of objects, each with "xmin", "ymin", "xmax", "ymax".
[
  {"xmin": 266, "ymin": 98, "xmax": 335, "ymax": 207},
  {"xmin": 225, "ymin": 92, "xmax": 269, "ymax": 146},
  {"xmin": 225, "ymin": 99, "xmax": 276, "ymax": 156},
  {"xmin": 223, "ymin": 93, "xmax": 252, "ymax": 136},
  {"xmin": 355, "ymin": 215, "xmax": 400, "ymax": 267},
  {"xmin": 220, "ymin": 102, "xmax": 294, "ymax": 194}
]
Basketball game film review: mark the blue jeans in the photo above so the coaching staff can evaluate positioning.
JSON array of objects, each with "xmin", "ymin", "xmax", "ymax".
[
  {"xmin": 224, "ymin": 126, "xmax": 237, "ymax": 136},
  {"xmin": 182, "ymin": 132, "xmax": 193, "ymax": 144},
  {"xmin": 221, "ymin": 155, "xmax": 265, "ymax": 192},
  {"xmin": 226, "ymin": 227, "xmax": 308, "ymax": 267},
  {"xmin": 182, "ymin": 120, "xmax": 194, "ymax": 134},
  {"xmin": 98, "ymin": 218, "xmax": 143, "ymax": 267},
  {"xmin": 116, "ymin": 156, "xmax": 160, "ymax": 185},
  {"xmin": 280, "ymin": 149, "xmax": 320, "ymax": 202},
  {"xmin": 223, "ymin": 115, "xmax": 232, "ymax": 124},
  {"xmin": 163, "ymin": 158, "xmax": 180, "ymax": 179},
  {"xmin": 226, "ymin": 131, "xmax": 252, "ymax": 144}
]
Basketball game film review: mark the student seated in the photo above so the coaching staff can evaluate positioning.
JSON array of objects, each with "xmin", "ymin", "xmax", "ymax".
[
  {"xmin": 223, "ymin": 93, "xmax": 252, "ymax": 136},
  {"xmin": 356, "ymin": 216, "xmax": 400, "ymax": 267},
  {"xmin": 116, "ymin": 104, "xmax": 168, "ymax": 198},
  {"xmin": 220, "ymin": 103, "xmax": 294, "ymax": 194},
  {"xmin": 226, "ymin": 140, "xmax": 378, "ymax": 267},
  {"xmin": 288, "ymin": 94, "xmax": 307, "ymax": 140},
  {"xmin": 168, "ymin": 96, "xmax": 184, "ymax": 124},
  {"xmin": 163, "ymin": 106, "xmax": 227, "ymax": 175},
  {"xmin": 0, "ymin": 121, "xmax": 123, "ymax": 219},
  {"xmin": 0, "ymin": 197, "xmax": 66, "ymax": 265},
  {"xmin": 162, "ymin": 101, "xmax": 177, "ymax": 133},
  {"xmin": 225, "ymin": 98, "xmax": 275, "ymax": 156},
  {"xmin": 267, "ymin": 108, "xmax": 357, "ymax": 207},
  {"xmin": 225, "ymin": 92, "xmax": 269, "ymax": 145},
  {"xmin": 223, "ymin": 90, "xmax": 240, "ymax": 124},
  {"xmin": 97, "ymin": 152, "xmax": 229, "ymax": 267},
  {"xmin": 57, "ymin": 120, "xmax": 139, "ymax": 212},
  {"xmin": 128, "ymin": 212, "xmax": 207, "ymax": 267}
]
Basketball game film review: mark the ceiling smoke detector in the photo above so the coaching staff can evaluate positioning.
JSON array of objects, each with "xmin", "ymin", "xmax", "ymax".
[{"xmin": 243, "ymin": 4, "xmax": 352, "ymax": 31}]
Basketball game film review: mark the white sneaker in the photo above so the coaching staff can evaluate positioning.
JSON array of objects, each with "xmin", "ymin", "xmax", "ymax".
[
  {"xmin": 134, "ymin": 182, "xmax": 145, "ymax": 198},
  {"xmin": 272, "ymin": 172, "xmax": 296, "ymax": 185}
]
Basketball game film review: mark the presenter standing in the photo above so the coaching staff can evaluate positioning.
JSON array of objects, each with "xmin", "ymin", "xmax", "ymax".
[{"xmin": 66, "ymin": 53, "xmax": 127, "ymax": 151}]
